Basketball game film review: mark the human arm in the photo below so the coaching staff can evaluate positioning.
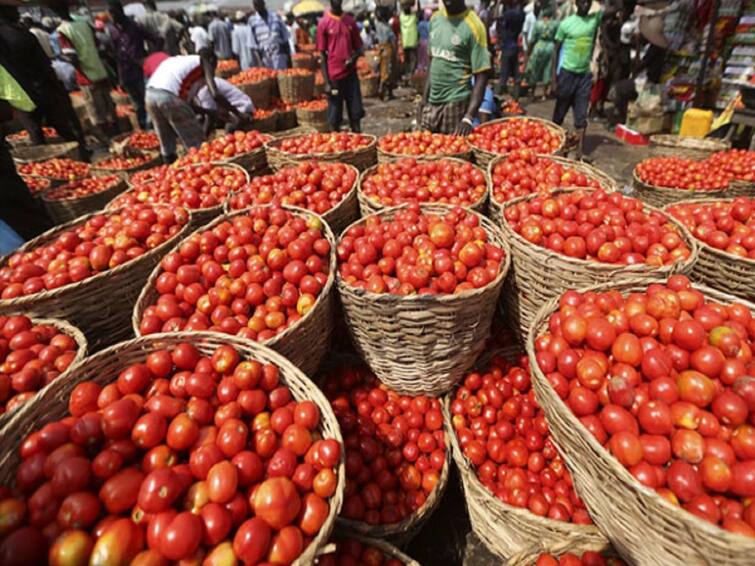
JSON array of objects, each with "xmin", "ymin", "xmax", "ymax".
[
  {"xmin": 455, "ymin": 71, "xmax": 488, "ymax": 136},
  {"xmin": 316, "ymin": 20, "xmax": 332, "ymax": 93},
  {"xmin": 551, "ymin": 39, "xmax": 561, "ymax": 90}
]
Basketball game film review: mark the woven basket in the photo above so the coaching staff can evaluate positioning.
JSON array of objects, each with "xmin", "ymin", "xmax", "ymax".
[
  {"xmin": 500, "ymin": 188, "xmax": 699, "ymax": 337},
  {"xmin": 359, "ymin": 75, "xmax": 380, "ymax": 98},
  {"xmin": 0, "ymin": 331, "xmax": 345, "ymax": 566},
  {"xmin": 295, "ymin": 107, "xmax": 329, "ymax": 132},
  {"xmin": 277, "ymin": 71, "xmax": 315, "ymax": 104},
  {"xmin": 108, "ymin": 131, "xmax": 160, "ymax": 156},
  {"xmin": 337, "ymin": 204, "xmax": 510, "ymax": 395},
  {"xmin": 276, "ymin": 108, "xmax": 298, "ymax": 131},
  {"xmin": 265, "ymin": 134, "xmax": 377, "ymax": 172},
  {"xmin": 525, "ymin": 281, "xmax": 755, "ymax": 566},
  {"xmin": 0, "ymin": 316, "xmax": 87, "ymax": 431},
  {"xmin": 42, "ymin": 176, "xmax": 129, "ymax": 225},
  {"xmin": 469, "ymin": 117, "xmax": 566, "ymax": 170},
  {"xmin": 728, "ymin": 179, "xmax": 755, "ymax": 198},
  {"xmin": 252, "ymin": 111, "xmax": 279, "ymax": 133},
  {"xmin": 632, "ymin": 169, "xmax": 728, "ymax": 208},
  {"xmin": 238, "ymin": 77, "xmax": 274, "ymax": 109},
  {"xmin": 90, "ymin": 152, "xmax": 161, "ymax": 177},
  {"xmin": 357, "ymin": 157, "xmax": 488, "ymax": 216},
  {"xmin": 220, "ymin": 141, "xmax": 271, "ymax": 177},
  {"xmin": 292, "ymin": 54, "xmax": 318, "ymax": 71},
  {"xmin": 0, "ymin": 206, "xmax": 190, "ymax": 351},
  {"xmin": 649, "ymin": 134, "xmax": 731, "ymax": 160},
  {"xmin": 377, "ymin": 146, "xmax": 472, "ymax": 164},
  {"xmin": 11, "ymin": 141, "xmax": 80, "ymax": 164},
  {"xmin": 5, "ymin": 132, "xmax": 63, "ymax": 149},
  {"xmin": 133, "ymin": 205, "xmax": 336, "ymax": 376},
  {"xmin": 328, "ymin": 532, "xmax": 421, "ymax": 565},
  {"xmin": 506, "ymin": 541, "xmax": 616, "ymax": 566}
]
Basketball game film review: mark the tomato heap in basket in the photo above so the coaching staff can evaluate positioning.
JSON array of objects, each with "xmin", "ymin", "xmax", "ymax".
[
  {"xmin": 272, "ymin": 98, "xmax": 294, "ymax": 112},
  {"xmin": 320, "ymin": 536, "xmax": 406, "ymax": 566},
  {"xmin": 635, "ymin": 157, "xmax": 730, "ymax": 191},
  {"xmin": 504, "ymin": 189, "xmax": 691, "ymax": 266},
  {"xmin": 0, "ymin": 314, "xmax": 79, "ymax": 415},
  {"xmin": 17, "ymin": 158, "xmax": 90, "ymax": 181},
  {"xmin": 361, "ymin": 158, "xmax": 486, "ymax": 209},
  {"xmin": 21, "ymin": 175, "xmax": 51, "ymax": 194},
  {"xmin": 534, "ymin": 275, "xmax": 755, "ymax": 537},
  {"xmin": 276, "ymin": 132, "xmax": 372, "ymax": 155},
  {"xmin": 229, "ymin": 161, "xmax": 357, "ymax": 214},
  {"xmin": 491, "ymin": 149, "xmax": 603, "ymax": 204},
  {"xmin": 451, "ymin": 355, "xmax": 592, "ymax": 524},
  {"xmin": 129, "ymin": 164, "xmax": 171, "ymax": 186},
  {"xmin": 297, "ymin": 98, "xmax": 327, "ymax": 111},
  {"xmin": 321, "ymin": 363, "xmax": 445, "ymax": 525},
  {"xmin": 7, "ymin": 127, "xmax": 58, "ymax": 142},
  {"xmin": 95, "ymin": 155, "xmax": 153, "ymax": 171},
  {"xmin": 278, "ymin": 68, "xmax": 312, "ymax": 77},
  {"xmin": 124, "ymin": 131, "xmax": 160, "ymax": 151},
  {"xmin": 228, "ymin": 67, "xmax": 276, "ymax": 84},
  {"xmin": 45, "ymin": 175, "xmax": 121, "ymax": 201},
  {"xmin": 112, "ymin": 163, "xmax": 247, "ymax": 211},
  {"xmin": 176, "ymin": 131, "xmax": 271, "ymax": 165},
  {"xmin": 338, "ymin": 204, "xmax": 504, "ymax": 295},
  {"xmin": 667, "ymin": 197, "xmax": 755, "ymax": 259},
  {"xmin": 139, "ymin": 206, "xmax": 331, "ymax": 341},
  {"xmin": 705, "ymin": 150, "xmax": 755, "ymax": 183},
  {"xmin": 0, "ymin": 341, "xmax": 341, "ymax": 564},
  {"xmin": 0, "ymin": 204, "xmax": 188, "ymax": 299},
  {"xmin": 217, "ymin": 59, "xmax": 239, "ymax": 72},
  {"xmin": 534, "ymin": 551, "xmax": 625, "ymax": 566},
  {"xmin": 468, "ymin": 118, "xmax": 561, "ymax": 155},
  {"xmin": 253, "ymin": 108, "xmax": 276, "ymax": 121},
  {"xmin": 378, "ymin": 131, "xmax": 469, "ymax": 157}
]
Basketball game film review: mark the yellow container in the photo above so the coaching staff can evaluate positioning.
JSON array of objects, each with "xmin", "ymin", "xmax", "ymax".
[{"xmin": 679, "ymin": 108, "xmax": 713, "ymax": 138}]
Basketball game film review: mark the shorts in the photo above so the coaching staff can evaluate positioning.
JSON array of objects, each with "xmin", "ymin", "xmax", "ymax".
[
  {"xmin": 552, "ymin": 69, "xmax": 592, "ymax": 129},
  {"xmin": 419, "ymin": 98, "xmax": 469, "ymax": 135},
  {"xmin": 81, "ymin": 80, "xmax": 115, "ymax": 126}
]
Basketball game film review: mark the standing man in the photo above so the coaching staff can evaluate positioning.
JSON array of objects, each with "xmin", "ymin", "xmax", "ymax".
[
  {"xmin": 248, "ymin": 0, "xmax": 291, "ymax": 69},
  {"xmin": 137, "ymin": 0, "xmax": 185, "ymax": 56},
  {"xmin": 208, "ymin": 11, "xmax": 233, "ymax": 60},
  {"xmin": 551, "ymin": 0, "xmax": 602, "ymax": 159},
  {"xmin": 317, "ymin": 0, "xmax": 364, "ymax": 133},
  {"xmin": 420, "ymin": 0, "xmax": 491, "ymax": 135},
  {"xmin": 189, "ymin": 16, "xmax": 211, "ymax": 52},
  {"xmin": 399, "ymin": 0, "xmax": 418, "ymax": 81},
  {"xmin": 496, "ymin": 0, "xmax": 525, "ymax": 96},
  {"xmin": 232, "ymin": 12, "xmax": 254, "ymax": 69}
]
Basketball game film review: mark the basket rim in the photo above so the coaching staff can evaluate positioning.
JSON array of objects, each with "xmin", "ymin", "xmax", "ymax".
[
  {"xmin": 131, "ymin": 203, "xmax": 337, "ymax": 351},
  {"xmin": 11, "ymin": 140, "xmax": 81, "ymax": 164},
  {"xmin": 632, "ymin": 166, "xmax": 731, "ymax": 195},
  {"xmin": 525, "ymin": 278, "xmax": 755, "ymax": 547},
  {"xmin": 265, "ymin": 133, "xmax": 378, "ymax": 160},
  {"xmin": 227, "ymin": 73, "xmax": 276, "ymax": 87},
  {"xmin": 0, "ymin": 204, "xmax": 191, "ymax": 308},
  {"xmin": 335, "ymin": 202, "xmax": 511, "ymax": 303},
  {"xmin": 648, "ymin": 134, "xmax": 731, "ymax": 151},
  {"xmin": 376, "ymin": 131, "xmax": 470, "ymax": 159},
  {"xmin": 41, "ymin": 175, "xmax": 124, "ymax": 204},
  {"xmin": 500, "ymin": 187, "xmax": 699, "ymax": 275},
  {"xmin": 328, "ymin": 531, "xmax": 422, "ymax": 566},
  {"xmin": 467, "ymin": 116, "xmax": 566, "ymax": 157},
  {"xmin": 90, "ymin": 151, "xmax": 161, "ymax": 173}
]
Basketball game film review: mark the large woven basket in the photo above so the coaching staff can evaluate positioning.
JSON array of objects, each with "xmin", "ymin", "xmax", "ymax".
[
  {"xmin": 525, "ymin": 281, "xmax": 755, "ymax": 565},
  {"xmin": 238, "ymin": 77, "xmax": 274, "ymax": 109},
  {"xmin": 0, "ymin": 206, "xmax": 190, "ymax": 351},
  {"xmin": 276, "ymin": 108, "xmax": 298, "ymax": 131},
  {"xmin": 295, "ymin": 106, "xmax": 329, "ymax": 132},
  {"xmin": 728, "ymin": 179, "xmax": 755, "ymax": 198},
  {"xmin": 337, "ymin": 203, "xmax": 510, "ymax": 396},
  {"xmin": 90, "ymin": 152, "xmax": 161, "ymax": 177},
  {"xmin": 649, "ymin": 134, "xmax": 731, "ymax": 160},
  {"xmin": 0, "ymin": 316, "xmax": 87, "ymax": 431},
  {"xmin": 251, "ymin": 110, "xmax": 279, "ymax": 133},
  {"xmin": 0, "ymin": 331, "xmax": 345, "ymax": 566},
  {"xmin": 277, "ymin": 71, "xmax": 315, "ymax": 104},
  {"xmin": 265, "ymin": 134, "xmax": 377, "ymax": 172},
  {"xmin": 327, "ymin": 532, "xmax": 421, "ymax": 565},
  {"xmin": 11, "ymin": 141, "xmax": 80, "ymax": 164},
  {"xmin": 292, "ymin": 53, "xmax": 318, "ymax": 71},
  {"xmin": 357, "ymin": 157, "xmax": 488, "ymax": 216},
  {"xmin": 133, "ymin": 205, "xmax": 335, "ymax": 376},
  {"xmin": 468, "ymin": 117, "xmax": 566, "ymax": 170},
  {"xmin": 632, "ymin": 168, "xmax": 728, "ymax": 208},
  {"xmin": 500, "ymin": 188, "xmax": 698, "ymax": 337},
  {"xmin": 42, "ymin": 176, "xmax": 128, "ymax": 225},
  {"xmin": 359, "ymin": 74, "xmax": 379, "ymax": 98},
  {"xmin": 221, "ymin": 140, "xmax": 271, "ymax": 176}
]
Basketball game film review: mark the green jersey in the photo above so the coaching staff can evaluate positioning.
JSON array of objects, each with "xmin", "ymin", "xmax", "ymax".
[
  {"xmin": 58, "ymin": 20, "xmax": 108, "ymax": 82},
  {"xmin": 0, "ymin": 64, "xmax": 35, "ymax": 112},
  {"xmin": 428, "ymin": 8, "xmax": 491, "ymax": 104},
  {"xmin": 555, "ymin": 12, "xmax": 602, "ymax": 74},
  {"xmin": 399, "ymin": 12, "xmax": 418, "ymax": 48}
]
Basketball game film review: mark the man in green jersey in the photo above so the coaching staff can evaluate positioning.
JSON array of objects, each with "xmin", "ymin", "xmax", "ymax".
[
  {"xmin": 399, "ymin": 0, "xmax": 419, "ymax": 81},
  {"xmin": 419, "ymin": 0, "xmax": 491, "ymax": 135}
]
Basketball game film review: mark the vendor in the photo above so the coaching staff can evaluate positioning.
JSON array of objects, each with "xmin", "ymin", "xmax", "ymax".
[{"xmin": 193, "ymin": 77, "xmax": 254, "ymax": 134}]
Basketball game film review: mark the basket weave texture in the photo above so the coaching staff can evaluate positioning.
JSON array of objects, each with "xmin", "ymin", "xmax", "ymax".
[
  {"xmin": 276, "ymin": 108, "xmax": 298, "ymax": 131},
  {"xmin": 252, "ymin": 111, "xmax": 279, "ymax": 133},
  {"xmin": 649, "ymin": 134, "xmax": 731, "ymax": 160},
  {"xmin": 328, "ymin": 532, "xmax": 422, "ymax": 565},
  {"xmin": 632, "ymin": 169, "xmax": 728, "ymax": 208},
  {"xmin": 43, "ymin": 177, "xmax": 128, "ymax": 225},
  {"xmin": 277, "ymin": 72, "xmax": 315, "ymax": 104},
  {"xmin": 359, "ymin": 75, "xmax": 379, "ymax": 98},
  {"xmin": 468, "ymin": 117, "xmax": 566, "ymax": 170},
  {"xmin": 238, "ymin": 77, "xmax": 274, "ymax": 109},
  {"xmin": 265, "ymin": 134, "xmax": 377, "ymax": 172},
  {"xmin": 295, "ymin": 107, "xmax": 329, "ymax": 132}
]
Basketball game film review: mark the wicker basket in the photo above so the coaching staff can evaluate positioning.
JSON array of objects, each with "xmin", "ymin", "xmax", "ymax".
[
  {"xmin": 292, "ymin": 54, "xmax": 318, "ymax": 71},
  {"xmin": 238, "ymin": 77, "xmax": 274, "ymax": 109},
  {"xmin": 649, "ymin": 134, "xmax": 731, "ymax": 160},
  {"xmin": 0, "ymin": 316, "xmax": 87, "ymax": 432},
  {"xmin": 133, "ymin": 205, "xmax": 336, "ymax": 376},
  {"xmin": 266, "ymin": 134, "xmax": 377, "ymax": 172},
  {"xmin": 0, "ymin": 331, "xmax": 345, "ymax": 566},
  {"xmin": 90, "ymin": 152, "xmax": 161, "ymax": 177},
  {"xmin": 252, "ymin": 111, "xmax": 279, "ymax": 133},
  {"xmin": 327, "ymin": 532, "xmax": 421, "ymax": 565},
  {"xmin": 0, "ymin": 206, "xmax": 190, "ymax": 351},
  {"xmin": 295, "ymin": 106, "xmax": 329, "ymax": 132},
  {"xmin": 276, "ymin": 108, "xmax": 298, "ymax": 131},
  {"xmin": 500, "ymin": 188, "xmax": 699, "ymax": 337},
  {"xmin": 728, "ymin": 179, "xmax": 755, "ymax": 198},
  {"xmin": 357, "ymin": 157, "xmax": 488, "ymax": 216},
  {"xmin": 337, "ymin": 203, "xmax": 510, "ymax": 396},
  {"xmin": 632, "ymin": 169, "xmax": 729, "ymax": 208},
  {"xmin": 468, "ymin": 117, "xmax": 566, "ymax": 170},
  {"xmin": 525, "ymin": 281, "xmax": 755, "ymax": 566},
  {"xmin": 42, "ymin": 176, "xmax": 129, "ymax": 225},
  {"xmin": 11, "ymin": 141, "xmax": 80, "ymax": 164},
  {"xmin": 277, "ymin": 71, "xmax": 315, "ymax": 104},
  {"xmin": 218, "ymin": 137, "xmax": 271, "ymax": 177},
  {"xmin": 359, "ymin": 75, "xmax": 380, "ymax": 98},
  {"xmin": 506, "ymin": 541, "xmax": 616, "ymax": 566},
  {"xmin": 5, "ymin": 132, "xmax": 63, "ymax": 149}
]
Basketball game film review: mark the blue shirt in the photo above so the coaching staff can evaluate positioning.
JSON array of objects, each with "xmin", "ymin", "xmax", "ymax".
[
  {"xmin": 418, "ymin": 20, "xmax": 429, "ymax": 40},
  {"xmin": 248, "ymin": 11, "xmax": 290, "ymax": 69}
]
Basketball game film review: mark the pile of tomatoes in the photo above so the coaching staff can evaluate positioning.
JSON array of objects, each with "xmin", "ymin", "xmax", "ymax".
[
  {"xmin": 253, "ymin": 109, "xmax": 276, "ymax": 121},
  {"xmin": 17, "ymin": 159, "xmax": 90, "ymax": 181},
  {"xmin": 321, "ymin": 363, "xmax": 445, "ymax": 525},
  {"xmin": 360, "ymin": 158, "xmax": 487, "ymax": 209},
  {"xmin": 296, "ymin": 99, "xmax": 327, "ymax": 112},
  {"xmin": 337, "ymin": 204, "xmax": 505, "ymax": 295},
  {"xmin": 667, "ymin": 197, "xmax": 755, "ymax": 259},
  {"xmin": 0, "ymin": 204, "xmax": 188, "ymax": 298},
  {"xmin": 533, "ymin": 552, "xmax": 625, "ymax": 566},
  {"xmin": 504, "ymin": 189, "xmax": 691, "ymax": 266},
  {"xmin": 217, "ymin": 59, "xmax": 239, "ymax": 72},
  {"xmin": 378, "ymin": 132, "xmax": 469, "ymax": 157},
  {"xmin": 138, "ymin": 206, "xmax": 331, "ymax": 341},
  {"xmin": 320, "ymin": 536, "xmax": 406, "ymax": 566},
  {"xmin": 276, "ymin": 133, "xmax": 373, "ymax": 155},
  {"xmin": 468, "ymin": 119, "xmax": 562, "ymax": 155},
  {"xmin": 0, "ymin": 314, "xmax": 79, "ymax": 415},
  {"xmin": 534, "ymin": 275, "xmax": 755, "ymax": 536},
  {"xmin": 705, "ymin": 150, "xmax": 755, "ymax": 183},
  {"xmin": 45, "ymin": 176, "xmax": 122, "ymax": 202},
  {"xmin": 451, "ymin": 356, "xmax": 591, "ymax": 523},
  {"xmin": 272, "ymin": 98, "xmax": 294, "ymax": 112},
  {"xmin": 95, "ymin": 156, "xmax": 152, "ymax": 171},
  {"xmin": 112, "ymin": 163, "xmax": 248, "ymax": 211},
  {"xmin": 278, "ymin": 68, "xmax": 312, "ymax": 78},
  {"xmin": 129, "ymin": 165, "xmax": 171, "ymax": 187},
  {"xmin": 228, "ymin": 67, "xmax": 276, "ymax": 85},
  {"xmin": 228, "ymin": 161, "xmax": 357, "ymax": 215},
  {"xmin": 6, "ymin": 127, "xmax": 58, "ymax": 142},
  {"xmin": 635, "ymin": 157, "xmax": 730, "ymax": 191},
  {"xmin": 491, "ymin": 149, "xmax": 602, "ymax": 204},
  {"xmin": 0, "ymin": 341, "xmax": 341, "ymax": 565},
  {"xmin": 177, "ymin": 131, "xmax": 271, "ymax": 165},
  {"xmin": 21, "ymin": 175, "xmax": 51, "ymax": 195},
  {"xmin": 501, "ymin": 99, "xmax": 525, "ymax": 115},
  {"xmin": 124, "ymin": 132, "xmax": 160, "ymax": 151}
]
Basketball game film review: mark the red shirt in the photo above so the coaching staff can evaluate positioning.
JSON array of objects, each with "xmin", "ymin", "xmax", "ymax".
[
  {"xmin": 143, "ymin": 52, "xmax": 170, "ymax": 79},
  {"xmin": 316, "ymin": 11, "xmax": 362, "ymax": 82}
]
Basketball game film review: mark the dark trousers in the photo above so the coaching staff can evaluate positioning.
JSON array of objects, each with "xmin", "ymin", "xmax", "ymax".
[
  {"xmin": 0, "ymin": 142, "xmax": 52, "ymax": 239},
  {"xmin": 403, "ymin": 47, "xmax": 417, "ymax": 77},
  {"xmin": 122, "ymin": 74, "xmax": 148, "ymax": 130},
  {"xmin": 614, "ymin": 77, "xmax": 638, "ymax": 125},
  {"xmin": 553, "ymin": 69, "xmax": 592, "ymax": 129},
  {"xmin": 18, "ymin": 80, "xmax": 87, "ymax": 150},
  {"xmin": 500, "ymin": 46, "xmax": 520, "ymax": 89},
  {"xmin": 326, "ymin": 71, "xmax": 365, "ymax": 131}
]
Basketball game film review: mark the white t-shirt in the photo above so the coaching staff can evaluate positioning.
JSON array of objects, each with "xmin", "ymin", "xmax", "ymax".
[
  {"xmin": 147, "ymin": 55, "xmax": 206, "ymax": 100},
  {"xmin": 190, "ymin": 26, "xmax": 211, "ymax": 51},
  {"xmin": 195, "ymin": 78, "xmax": 254, "ymax": 114}
]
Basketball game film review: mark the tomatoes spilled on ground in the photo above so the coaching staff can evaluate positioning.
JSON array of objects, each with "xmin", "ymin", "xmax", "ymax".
[
  {"xmin": 468, "ymin": 118, "xmax": 561, "ymax": 155},
  {"xmin": 491, "ymin": 149, "xmax": 602, "ymax": 204},
  {"xmin": 319, "ymin": 536, "xmax": 406, "ymax": 566},
  {"xmin": 534, "ymin": 274, "xmax": 755, "ymax": 537},
  {"xmin": 504, "ymin": 189, "xmax": 691, "ymax": 266},
  {"xmin": 111, "ymin": 163, "xmax": 248, "ymax": 211},
  {"xmin": 44, "ymin": 176, "xmax": 122, "ymax": 201},
  {"xmin": 378, "ymin": 131, "xmax": 469, "ymax": 157},
  {"xmin": 533, "ymin": 551, "xmax": 626, "ymax": 566},
  {"xmin": 229, "ymin": 161, "xmax": 357, "ymax": 214},
  {"xmin": 0, "ymin": 341, "xmax": 341, "ymax": 564},
  {"xmin": 0, "ymin": 314, "xmax": 79, "ymax": 415},
  {"xmin": 337, "ymin": 204, "xmax": 504, "ymax": 295},
  {"xmin": 228, "ymin": 67, "xmax": 277, "ymax": 85},
  {"xmin": 94, "ymin": 155, "xmax": 153, "ymax": 171},
  {"xmin": 17, "ymin": 159, "xmax": 90, "ymax": 181},
  {"xmin": 0, "ymin": 204, "xmax": 188, "ymax": 299},
  {"xmin": 451, "ymin": 356, "xmax": 592, "ymax": 524},
  {"xmin": 21, "ymin": 175, "xmax": 51, "ymax": 195},
  {"xmin": 276, "ymin": 132, "xmax": 373, "ymax": 155},
  {"xmin": 176, "ymin": 131, "xmax": 271, "ymax": 165},
  {"xmin": 360, "ymin": 158, "xmax": 486, "ymax": 209},
  {"xmin": 667, "ymin": 197, "xmax": 755, "ymax": 259},
  {"xmin": 123, "ymin": 131, "xmax": 160, "ymax": 151},
  {"xmin": 138, "ymin": 206, "xmax": 331, "ymax": 341},
  {"xmin": 321, "ymin": 363, "xmax": 445, "ymax": 525}
]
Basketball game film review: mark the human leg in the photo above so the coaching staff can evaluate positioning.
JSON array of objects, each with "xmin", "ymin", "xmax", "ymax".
[
  {"xmin": 342, "ymin": 72, "xmax": 365, "ymax": 133},
  {"xmin": 163, "ymin": 94, "xmax": 204, "ymax": 152},
  {"xmin": 123, "ymin": 75, "xmax": 148, "ymax": 130},
  {"xmin": 551, "ymin": 69, "xmax": 575, "ymax": 126},
  {"xmin": 326, "ymin": 83, "xmax": 345, "ymax": 132},
  {"xmin": 573, "ymin": 72, "xmax": 592, "ymax": 159},
  {"xmin": 146, "ymin": 88, "xmax": 179, "ymax": 161}
]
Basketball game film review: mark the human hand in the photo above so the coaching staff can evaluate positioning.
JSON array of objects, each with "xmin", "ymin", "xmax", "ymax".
[{"xmin": 454, "ymin": 116, "xmax": 475, "ymax": 136}]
